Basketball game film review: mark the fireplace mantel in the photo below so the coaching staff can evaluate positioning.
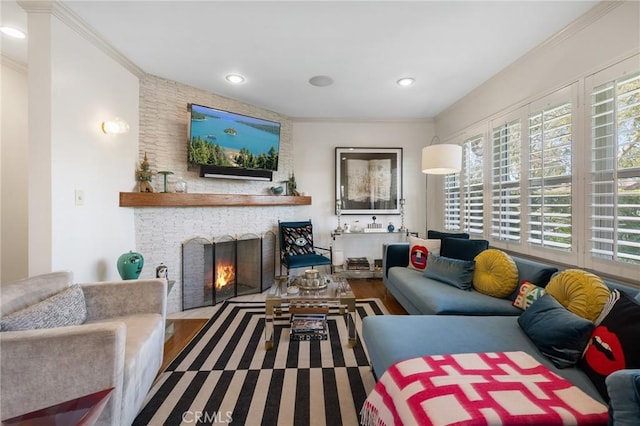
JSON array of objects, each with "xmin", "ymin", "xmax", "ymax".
[{"xmin": 119, "ymin": 192, "xmax": 312, "ymax": 207}]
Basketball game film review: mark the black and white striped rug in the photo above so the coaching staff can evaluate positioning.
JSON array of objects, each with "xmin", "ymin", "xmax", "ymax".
[{"xmin": 134, "ymin": 299, "xmax": 386, "ymax": 426}]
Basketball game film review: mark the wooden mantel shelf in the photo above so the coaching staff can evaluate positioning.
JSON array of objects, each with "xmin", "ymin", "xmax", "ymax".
[{"xmin": 119, "ymin": 192, "xmax": 311, "ymax": 207}]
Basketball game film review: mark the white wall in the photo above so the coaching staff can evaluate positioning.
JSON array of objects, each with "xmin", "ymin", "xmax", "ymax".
[
  {"xmin": 49, "ymin": 17, "xmax": 139, "ymax": 282},
  {"xmin": 291, "ymin": 119, "xmax": 433, "ymax": 247},
  {"xmin": 22, "ymin": 10, "xmax": 139, "ymax": 282},
  {"xmin": 436, "ymin": 1, "xmax": 640, "ymax": 137},
  {"xmin": 0, "ymin": 59, "xmax": 28, "ymax": 282}
]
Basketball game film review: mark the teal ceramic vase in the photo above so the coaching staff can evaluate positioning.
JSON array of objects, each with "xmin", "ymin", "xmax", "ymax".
[{"xmin": 117, "ymin": 251, "xmax": 144, "ymax": 280}]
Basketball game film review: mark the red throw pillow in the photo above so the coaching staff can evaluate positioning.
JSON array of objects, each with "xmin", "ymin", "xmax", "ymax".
[
  {"xmin": 407, "ymin": 236, "xmax": 440, "ymax": 271},
  {"xmin": 579, "ymin": 290, "xmax": 640, "ymax": 401}
]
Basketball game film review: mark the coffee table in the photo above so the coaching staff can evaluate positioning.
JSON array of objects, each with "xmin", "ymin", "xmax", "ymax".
[{"xmin": 265, "ymin": 274, "xmax": 357, "ymax": 349}]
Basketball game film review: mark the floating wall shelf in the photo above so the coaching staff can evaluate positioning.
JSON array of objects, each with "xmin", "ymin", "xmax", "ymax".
[{"xmin": 119, "ymin": 192, "xmax": 311, "ymax": 207}]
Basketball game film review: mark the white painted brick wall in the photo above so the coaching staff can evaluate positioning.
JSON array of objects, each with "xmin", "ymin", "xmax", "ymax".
[{"xmin": 137, "ymin": 75, "xmax": 297, "ymax": 313}]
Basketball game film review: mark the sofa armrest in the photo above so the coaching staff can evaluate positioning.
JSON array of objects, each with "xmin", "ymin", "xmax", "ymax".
[
  {"xmin": 606, "ymin": 369, "xmax": 640, "ymax": 425},
  {"xmin": 383, "ymin": 243, "xmax": 409, "ymax": 280},
  {"xmin": 80, "ymin": 278, "xmax": 167, "ymax": 322},
  {"xmin": 0, "ymin": 323, "xmax": 125, "ymax": 422}
]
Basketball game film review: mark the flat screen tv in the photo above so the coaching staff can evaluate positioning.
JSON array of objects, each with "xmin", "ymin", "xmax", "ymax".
[{"xmin": 187, "ymin": 103, "xmax": 281, "ymax": 181}]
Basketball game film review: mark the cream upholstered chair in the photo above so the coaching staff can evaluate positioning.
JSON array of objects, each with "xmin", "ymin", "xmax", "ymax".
[{"xmin": 0, "ymin": 271, "xmax": 167, "ymax": 425}]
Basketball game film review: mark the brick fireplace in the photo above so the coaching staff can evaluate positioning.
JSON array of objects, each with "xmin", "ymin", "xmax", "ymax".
[{"xmin": 182, "ymin": 232, "xmax": 276, "ymax": 309}]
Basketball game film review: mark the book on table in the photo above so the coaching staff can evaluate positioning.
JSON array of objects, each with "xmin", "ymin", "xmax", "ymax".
[
  {"xmin": 290, "ymin": 314, "xmax": 327, "ymax": 340},
  {"xmin": 346, "ymin": 257, "xmax": 370, "ymax": 270}
]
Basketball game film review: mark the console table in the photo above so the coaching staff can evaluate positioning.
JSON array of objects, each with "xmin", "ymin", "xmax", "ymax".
[{"xmin": 331, "ymin": 231, "xmax": 410, "ymax": 278}]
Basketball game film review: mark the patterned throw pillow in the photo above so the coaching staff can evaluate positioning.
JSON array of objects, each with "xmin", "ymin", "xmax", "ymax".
[
  {"xmin": 579, "ymin": 290, "xmax": 640, "ymax": 401},
  {"xmin": 0, "ymin": 284, "xmax": 87, "ymax": 331},
  {"xmin": 407, "ymin": 236, "xmax": 441, "ymax": 271},
  {"xmin": 281, "ymin": 225, "xmax": 314, "ymax": 256},
  {"xmin": 512, "ymin": 281, "xmax": 546, "ymax": 310}
]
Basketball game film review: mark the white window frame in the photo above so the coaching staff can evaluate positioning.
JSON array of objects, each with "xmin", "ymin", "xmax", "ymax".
[
  {"xmin": 525, "ymin": 84, "xmax": 579, "ymax": 265},
  {"xmin": 584, "ymin": 56, "xmax": 640, "ymax": 280},
  {"xmin": 489, "ymin": 110, "xmax": 525, "ymax": 249}
]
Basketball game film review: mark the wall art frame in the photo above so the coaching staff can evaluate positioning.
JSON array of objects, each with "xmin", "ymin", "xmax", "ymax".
[{"xmin": 335, "ymin": 147, "xmax": 403, "ymax": 215}]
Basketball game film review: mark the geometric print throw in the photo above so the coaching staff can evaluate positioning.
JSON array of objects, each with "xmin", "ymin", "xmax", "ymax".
[
  {"xmin": 134, "ymin": 299, "xmax": 386, "ymax": 426},
  {"xmin": 361, "ymin": 351, "xmax": 608, "ymax": 426}
]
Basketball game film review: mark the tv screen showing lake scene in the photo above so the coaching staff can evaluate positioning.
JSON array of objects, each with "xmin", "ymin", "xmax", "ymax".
[{"xmin": 188, "ymin": 104, "xmax": 280, "ymax": 171}]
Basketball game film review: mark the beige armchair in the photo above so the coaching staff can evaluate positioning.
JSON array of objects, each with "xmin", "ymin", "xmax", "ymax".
[{"xmin": 0, "ymin": 271, "xmax": 167, "ymax": 426}]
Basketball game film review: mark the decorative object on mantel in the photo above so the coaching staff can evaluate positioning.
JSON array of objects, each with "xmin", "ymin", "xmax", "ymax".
[
  {"xmin": 174, "ymin": 177, "xmax": 187, "ymax": 193},
  {"xmin": 388, "ymin": 222, "xmax": 395, "ymax": 232},
  {"xmin": 136, "ymin": 153, "xmax": 154, "ymax": 193},
  {"xmin": 269, "ymin": 185, "xmax": 284, "ymax": 195},
  {"xmin": 157, "ymin": 170, "xmax": 174, "ymax": 193},
  {"xmin": 117, "ymin": 250, "xmax": 144, "ymax": 280},
  {"xmin": 287, "ymin": 173, "xmax": 300, "ymax": 196}
]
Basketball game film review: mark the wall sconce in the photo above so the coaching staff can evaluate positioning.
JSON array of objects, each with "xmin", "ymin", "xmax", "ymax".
[{"xmin": 101, "ymin": 118, "xmax": 130, "ymax": 135}]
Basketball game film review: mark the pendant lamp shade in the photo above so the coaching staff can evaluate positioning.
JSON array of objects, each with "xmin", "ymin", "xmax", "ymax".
[{"xmin": 421, "ymin": 143, "xmax": 462, "ymax": 175}]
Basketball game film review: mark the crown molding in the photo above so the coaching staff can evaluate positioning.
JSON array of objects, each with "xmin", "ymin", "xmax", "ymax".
[
  {"xmin": 290, "ymin": 116, "xmax": 433, "ymax": 124},
  {"xmin": 18, "ymin": 0, "xmax": 145, "ymax": 78},
  {"xmin": 1, "ymin": 54, "xmax": 28, "ymax": 73}
]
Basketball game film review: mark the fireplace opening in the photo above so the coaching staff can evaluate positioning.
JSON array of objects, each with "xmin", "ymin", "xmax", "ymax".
[{"xmin": 182, "ymin": 232, "xmax": 275, "ymax": 310}]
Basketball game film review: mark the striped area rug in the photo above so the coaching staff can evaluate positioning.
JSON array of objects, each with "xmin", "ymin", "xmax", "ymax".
[{"xmin": 134, "ymin": 299, "xmax": 386, "ymax": 426}]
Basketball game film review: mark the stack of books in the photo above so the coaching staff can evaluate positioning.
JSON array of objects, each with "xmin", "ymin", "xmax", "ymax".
[
  {"xmin": 346, "ymin": 257, "xmax": 370, "ymax": 270},
  {"xmin": 290, "ymin": 314, "xmax": 328, "ymax": 341}
]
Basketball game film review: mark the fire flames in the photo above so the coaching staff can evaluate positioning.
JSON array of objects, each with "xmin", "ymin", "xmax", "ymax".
[{"xmin": 215, "ymin": 263, "xmax": 235, "ymax": 289}]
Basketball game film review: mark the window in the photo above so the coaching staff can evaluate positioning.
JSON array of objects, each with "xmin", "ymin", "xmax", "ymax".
[
  {"xmin": 444, "ymin": 172, "xmax": 460, "ymax": 231},
  {"xmin": 590, "ymin": 72, "xmax": 640, "ymax": 265},
  {"xmin": 443, "ymin": 135, "xmax": 484, "ymax": 234},
  {"xmin": 528, "ymin": 102, "xmax": 572, "ymax": 250},
  {"xmin": 462, "ymin": 135, "xmax": 485, "ymax": 235},
  {"xmin": 491, "ymin": 119, "xmax": 521, "ymax": 242}
]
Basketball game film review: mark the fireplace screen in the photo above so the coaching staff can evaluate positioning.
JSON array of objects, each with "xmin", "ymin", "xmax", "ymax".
[{"xmin": 182, "ymin": 232, "xmax": 275, "ymax": 310}]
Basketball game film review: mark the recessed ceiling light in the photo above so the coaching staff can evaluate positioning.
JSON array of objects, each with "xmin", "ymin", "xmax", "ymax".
[
  {"xmin": 397, "ymin": 77, "xmax": 415, "ymax": 87},
  {"xmin": 309, "ymin": 75, "xmax": 334, "ymax": 87},
  {"xmin": 225, "ymin": 74, "xmax": 245, "ymax": 84},
  {"xmin": 0, "ymin": 27, "xmax": 26, "ymax": 39}
]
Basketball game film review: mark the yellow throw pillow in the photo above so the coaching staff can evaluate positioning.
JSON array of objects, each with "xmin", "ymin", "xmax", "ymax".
[
  {"xmin": 472, "ymin": 249, "xmax": 519, "ymax": 298},
  {"xmin": 545, "ymin": 269, "xmax": 610, "ymax": 322}
]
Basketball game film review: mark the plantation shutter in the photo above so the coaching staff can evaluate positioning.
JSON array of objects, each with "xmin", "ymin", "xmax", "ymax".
[
  {"xmin": 462, "ymin": 135, "xmax": 484, "ymax": 235},
  {"xmin": 591, "ymin": 72, "xmax": 640, "ymax": 265},
  {"xmin": 491, "ymin": 119, "xmax": 521, "ymax": 242},
  {"xmin": 444, "ymin": 173, "xmax": 460, "ymax": 231},
  {"xmin": 528, "ymin": 102, "xmax": 572, "ymax": 250}
]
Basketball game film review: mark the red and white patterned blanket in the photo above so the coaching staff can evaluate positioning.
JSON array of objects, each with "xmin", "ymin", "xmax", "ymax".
[{"xmin": 361, "ymin": 351, "xmax": 608, "ymax": 426}]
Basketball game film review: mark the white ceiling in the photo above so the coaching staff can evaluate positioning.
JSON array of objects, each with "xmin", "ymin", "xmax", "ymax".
[{"xmin": 1, "ymin": 1, "xmax": 598, "ymax": 119}]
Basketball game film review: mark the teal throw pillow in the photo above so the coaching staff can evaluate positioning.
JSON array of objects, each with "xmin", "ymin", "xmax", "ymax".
[
  {"xmin": 440, "ymin": 237, "xmax": 489, "ymax": 261},
  {"xmin": 424, "ymin": 253, "xmax": 475, "ymax": 291},
  {"xmin": 518, "ymin": 294, "xmax": 594, "ymax": 368}
]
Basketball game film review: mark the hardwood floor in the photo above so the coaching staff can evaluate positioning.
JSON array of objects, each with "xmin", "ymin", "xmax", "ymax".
[{"xmin": 161, "ymin": 277, "xmax": 406, "ymax": 370}]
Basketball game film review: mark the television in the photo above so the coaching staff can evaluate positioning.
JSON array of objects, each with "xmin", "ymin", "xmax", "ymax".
[{"xmin": 187, "ymin": 103, "xmax": 281, "ymax": 181}]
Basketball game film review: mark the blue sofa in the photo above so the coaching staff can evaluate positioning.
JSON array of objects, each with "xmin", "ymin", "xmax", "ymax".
[{"xmin": 363, "ymin": 242, "xmax": 640, "ymax": 424}]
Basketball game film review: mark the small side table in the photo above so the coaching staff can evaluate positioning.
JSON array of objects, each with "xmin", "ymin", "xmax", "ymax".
[{"xmin": 2, "ymin": 388, "xmax": 114, "ymax": 426}]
